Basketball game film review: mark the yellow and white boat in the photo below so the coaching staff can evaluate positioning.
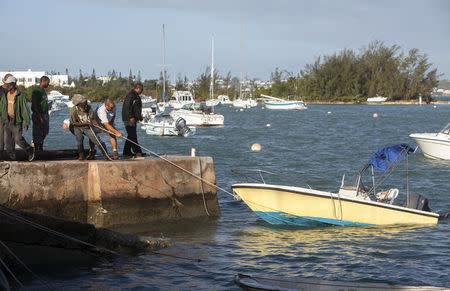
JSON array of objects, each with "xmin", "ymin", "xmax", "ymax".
[
  {"xmin": 232, "ymin": 144, "xmax": 440, "ymax": 226},
  {"xmin": 231, "ymin": 183, "xmax": 439, "ymax": 226}
]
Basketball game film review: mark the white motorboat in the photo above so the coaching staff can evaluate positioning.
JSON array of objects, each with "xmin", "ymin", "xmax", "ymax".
[
  {"xmin": 409, "ymin": 123, "xmax": 450, "ymax": 160},
  {"xmin": 168, "ymin": 91, "xmax": 195, "ymax": 109},
  {"xmin": 47, "ymin": 90, "xmax": 70, "ymax": 102},
  {"xmin": 217, "ymin": 95, "xmax": 232, "ymax": 105},
  {"xmin": 170, "ymin": 104, "xmax": 224, "ymax": 127},
  {"xmin": 205, "ymin": 99, "xmax": 220, "ymax": 107},
  {"xmin": 47, "ymin": 90, "xmax": 71, "ymax": 112},
  {"xmin": 141, "ymin": 112, "xmax": 195, "ymax": 137},
  {"xmin": 232, "ymin": 98, "xmax": 251, "ymax": 108},
  {"xmin": 141, "ymin": 95, "xmax": 156, "ymax": 104},
  {"xmin": 367, "ymin": 95, "xmax": 387, "ymax": 103},
  {"xmin": 261, "ymin": 94, "xmax": 307, "ymax": 110}
]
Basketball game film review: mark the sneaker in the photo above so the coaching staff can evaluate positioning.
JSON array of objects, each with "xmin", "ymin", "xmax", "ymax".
[
  {"xmin": 27, "ymin": 148, "xmax": 35, "ymax": 162},
  {"xmin": 112, "ymin": 151, "xmax": 119, "ymax": 160},
  {"xmin": 86, "ymin": 149, "xmax": 97, "ymax": 160},
  {"xmin": 123, "ymin": 152, "xmax": 134, "ymax": 158}
]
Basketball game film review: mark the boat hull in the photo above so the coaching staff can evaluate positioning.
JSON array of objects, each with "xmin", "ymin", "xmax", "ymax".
[
  {"xmin": 264, "ymin": 101, "xmax": 307, "ymax": 110},
  {"xmin": 410, "ymin": 133, "xmax": 450, "ymax": 160},
  {"xmin": 170, "ymin": 110, "xmax": 224, "ymax": 126},
  {"xmin": 231, "ymin": 183, "xmax": 439, "ymax": 226}
]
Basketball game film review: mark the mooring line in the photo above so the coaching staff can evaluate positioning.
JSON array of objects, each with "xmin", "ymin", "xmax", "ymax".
[
  {"xmin": 91, "ymin": 124, "xmax": 239, "ymax": 200},
  {"xmin": 0, "ymin": 240, "xmax": 52, "ymax": 290}
]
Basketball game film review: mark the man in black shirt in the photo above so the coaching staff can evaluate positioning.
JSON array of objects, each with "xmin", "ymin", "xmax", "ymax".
[{"xmin": 122, "ymin": 83, "xmax": 143, "ymax": 157}]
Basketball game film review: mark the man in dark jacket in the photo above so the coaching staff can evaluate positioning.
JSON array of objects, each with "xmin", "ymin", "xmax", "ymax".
[
  {"xmin": 31, "ymin": 76, "xmax": 50, "ymax": 151},
  {"xmin": 122, "ymin": 83, "xmax": 143, "ymax": 157}
]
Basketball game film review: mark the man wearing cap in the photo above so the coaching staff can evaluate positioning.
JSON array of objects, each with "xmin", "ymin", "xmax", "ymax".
[
  {"xmin": 94, "ymin": 98, "xmax": 123, "ymax": 160},
  {"xmin": 69, "ymin": 94, "xmax": 109, "ymax": 160},
  {"xmin": 0, "ymin": 76, "xmax": 34, "ymax": 161},
  {"xmin": 122, "ymin": 83, "xmax": 144, "ymax": 158},
  {"xmin": 0, "ymin": 73, "xmax": 12, "ymax": 155},
  {"xmin": 31, "ymin": 76, "xmax": 50, "ymax": 151}
]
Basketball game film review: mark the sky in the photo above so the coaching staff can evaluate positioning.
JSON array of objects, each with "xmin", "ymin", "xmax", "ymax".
[{"xmin": 1, "ymin": 0, "xmax": 449, "ymax": 81}]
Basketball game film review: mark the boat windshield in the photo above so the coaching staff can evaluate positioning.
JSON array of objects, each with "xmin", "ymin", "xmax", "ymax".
[{"xmin": 440, "ymin": 123, "xmax": 450, "ymax": 134}]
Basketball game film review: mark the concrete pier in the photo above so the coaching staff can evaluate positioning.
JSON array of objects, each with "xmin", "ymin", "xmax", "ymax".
[{"xmin": 0, "ymin": 154, "xmax": 220, "ymax": 228}]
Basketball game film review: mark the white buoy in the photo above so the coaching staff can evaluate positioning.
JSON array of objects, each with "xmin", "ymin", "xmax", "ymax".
[
  {"xmin": 373, "ymin": 113, "xmax": 379, "ymax": 118},
  {"xmin": 266, "ymin": 124, "xmax": 271, "ymax": 127},
  {"xmin": 262, "ymin": 106, "xmax": 265, "ymax": 110},
  {"xmin": 434, "ymin": 105, "xmax": 437, "ymax": 108},
  {"xmin": 240, "ymin": 108, "xmax": 243, "ymax": 111},
  {"xmin": 327, "ymin": 111, "xmax": 332, "ymax": 114},
  {"xmin": 251, "ymin": 143, "xmax": 262, "ymax": 152}
]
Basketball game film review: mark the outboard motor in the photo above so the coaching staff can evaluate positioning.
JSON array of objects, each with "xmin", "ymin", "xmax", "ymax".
[
  {"xmin": 175, "ymin": 118, "xmax": 190, "ymax": 136},
  {"xmin": 403, "ymin": 193, "xmax": 431, "ymax": 212}
]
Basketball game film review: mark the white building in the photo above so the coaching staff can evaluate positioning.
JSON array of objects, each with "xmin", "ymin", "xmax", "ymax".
[{"xmin": 0, "ymin": 69, "xmax": 71, "ymax": 88}]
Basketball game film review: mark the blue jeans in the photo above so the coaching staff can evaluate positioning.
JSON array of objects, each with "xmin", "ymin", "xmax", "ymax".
[{"xmin": 70, "ymin": 126, "xmax": 107, "ymax": 155}]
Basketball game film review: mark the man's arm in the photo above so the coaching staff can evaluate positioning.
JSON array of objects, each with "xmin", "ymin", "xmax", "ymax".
[{"xmin": 102, "ymin": 121, "xmax": 122, "ymax": 138}]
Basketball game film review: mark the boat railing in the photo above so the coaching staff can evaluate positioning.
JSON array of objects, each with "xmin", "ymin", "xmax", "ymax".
[{"xmin": 231, "ymin": 168, "xmax": 312, "ymax": 189}]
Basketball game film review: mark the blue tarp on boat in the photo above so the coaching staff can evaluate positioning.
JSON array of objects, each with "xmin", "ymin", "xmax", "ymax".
[{"xmin": 369, "ymin": 144, "xmax": 415, "ymax": 171}]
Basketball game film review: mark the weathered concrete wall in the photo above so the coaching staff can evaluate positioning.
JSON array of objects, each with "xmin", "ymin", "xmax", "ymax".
[{"xmin": 0, "ymin": 155, "xmax": 220, "ymax": 227}]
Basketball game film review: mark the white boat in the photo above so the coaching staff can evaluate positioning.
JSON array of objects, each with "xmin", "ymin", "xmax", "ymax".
[
  {"xmin": 47, "ymin": 90, "xmax": 71, "ymax": 112},
  {"xmin": 141, "ymin": 95, "xmax": 156, "ymax": 104},
  {"xmin": 261, "ymin": 94, "xmax": 307, "ymax": 110},
  {"xmin": 141, "ymin": 112, "xmax": 195, "ymax": 137},
  {"xmin": 217, "ymin": 95, "xmax": 232, "ymax": 105},
  {"xmin": 233, "ymin": 98, "xmax": 257, "ymax": 108},
  {"xmin": 232, "ymin": 144, "xmax": 441, "ymax": 226},
  {"xmin": 205, "ymin": 99, "xmax": 220, "ymax": 107},
  {"xmin": 409, "ymin": 123, "xmax": 450, "ymax": 160},
  {"xmin": 170, "ymin": 104, "xmax": 224, "ymax": 127},
  {"xmin": 47, "ymin": 90, "xmax": 70, "ymax": 102},
  {"xmin": 168, "ymin": 91, "xmax": 195, "ymax": 109},
  {"xmin": 367, "ymin": 95, "xmax": 387, "ymax": 103}
]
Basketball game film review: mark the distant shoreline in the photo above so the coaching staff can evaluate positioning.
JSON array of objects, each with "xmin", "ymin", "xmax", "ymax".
[{"xmin": 303, "ymin": 100, "xmax": 450, "ymax": 105}]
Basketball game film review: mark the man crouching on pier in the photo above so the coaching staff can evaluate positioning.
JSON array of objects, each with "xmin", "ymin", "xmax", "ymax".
[{"xmin": 69, "ymin": 94, "xmax": 110, "ymax": 161}]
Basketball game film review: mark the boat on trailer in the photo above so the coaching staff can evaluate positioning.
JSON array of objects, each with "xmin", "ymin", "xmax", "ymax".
[
  {"xmin": 232, "ymin": 144, "xmax": 440, "ymax": 226},
  {"xmin": 409, "ymin": 123, "xmax": 450, "ymax": 160}
]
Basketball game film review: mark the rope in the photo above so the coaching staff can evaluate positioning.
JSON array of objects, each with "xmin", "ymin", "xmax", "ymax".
[
  {"xmin": 0, "ymin": 206, "xmax": 119, "ymax": 257},
  {"xmin": 91, "ymin": 124, "xmax": 239, "ymax": 200},
  {"xmin": 198, "ymin": 158, "xmax": 211, "ymax": 216},
  {"xmin": 89, "ymin": 126, "xmax": 111, "ymax": 160},
  {"xmin": 0, "ymin": 240, "xmax": 52, "ymax": 290},
  {"xmin": 0, "ymin": 255, "xmax": 22, "ymax": 288},
  {"xmin": 0, "ymin": 206, "xmax": 202, "ymax": 264}
]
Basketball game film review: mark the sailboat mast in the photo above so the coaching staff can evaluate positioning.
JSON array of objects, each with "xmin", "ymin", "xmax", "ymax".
[
  {"xmin": 239, "ymin": 24, "xmax": 243, "ymax": 99},
  {"xmin": 210, "ymin": 36, "xmax": 214, "ymax": 100},
  {"xmin": 162, "ymin": 24, "xmax": 166, "ymax": 102}
]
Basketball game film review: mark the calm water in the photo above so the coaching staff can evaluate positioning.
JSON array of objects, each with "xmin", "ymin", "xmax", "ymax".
[{"xmin": 22, "ymin": 104, "xmax": 450, "ymax": 290}]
